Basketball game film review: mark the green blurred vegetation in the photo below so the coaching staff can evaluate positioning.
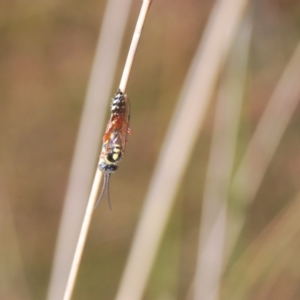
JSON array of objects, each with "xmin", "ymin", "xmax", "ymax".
[{"xmin": 1, "ymin": 0, "xmax": 300, "ymax": 299}]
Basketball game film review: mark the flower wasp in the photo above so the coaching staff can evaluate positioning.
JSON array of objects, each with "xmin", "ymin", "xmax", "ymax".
[{"xmin": 96, "ymin": 89, "xmax": 131, "ymax": 209}]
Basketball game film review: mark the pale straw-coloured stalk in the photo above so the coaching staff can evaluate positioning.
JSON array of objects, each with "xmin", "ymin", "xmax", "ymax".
[
  {"xmin": 115, "ymin": 1, "xmax": 249, "ymax": 299},
  {"xmin": 119, "ymin": 0, "xmax": 152, "ymax": 92},
  {"xmin": 227, "ymin": 40, "xmax": 300, "ymax": 257},
  {"xmin": 60, "ymin": 1, "xmax": 152, "ymax": 300},
  {"xmin": 193, "ymin": 18, "xmax": 252, "ymax": 300},
  {"xmin": 47, "ymin": 0, "xmax": 133, "ymax": 298},
  {"xmin": 62, "ymin": 170, "xmax": 102, "ymax": 300}
]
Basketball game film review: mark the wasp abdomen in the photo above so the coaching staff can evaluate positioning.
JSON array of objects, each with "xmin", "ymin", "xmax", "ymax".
[{"xmin": 111, "ymin": 90, "xmax": 127, "ymax": 115}]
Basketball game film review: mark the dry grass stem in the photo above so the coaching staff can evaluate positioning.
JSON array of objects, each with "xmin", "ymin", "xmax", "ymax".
[
  {"xmin": 119, "ymin": 0, "xmax": 152, "ymax": 92},
  {"xmin": 56, "ymin": 1, "xmax": 152, "ymax": 299},
  {"xmin": 63, "ymin": 170, "xmax": 103, "ymax": 300},
  {"xmin": 47, "ymin": 0, "xmax": 133, "ymax": 298},
  {"xmin": 115, "ymin": 1, "xmax": 249, "ymax": 299}
]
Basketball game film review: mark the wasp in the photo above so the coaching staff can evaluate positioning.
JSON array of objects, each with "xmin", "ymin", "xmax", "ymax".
[{"xmin": 96, "ymin": 89, "xmax": 131, "ymax": 208}]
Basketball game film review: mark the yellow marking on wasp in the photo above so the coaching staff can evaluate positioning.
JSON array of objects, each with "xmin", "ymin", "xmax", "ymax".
[
  {"xmin": 104, "ymin": 159, "xmax": 114, "ymax": 165},
  {"xmin": 112, "ymin": 153, "xmax": 119, "ymax": 161}
]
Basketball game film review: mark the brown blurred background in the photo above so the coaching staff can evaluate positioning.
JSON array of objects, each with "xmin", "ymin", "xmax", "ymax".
[{"xmin": 1, "ymin": 0, "xmax": 300, "ymax": 299}]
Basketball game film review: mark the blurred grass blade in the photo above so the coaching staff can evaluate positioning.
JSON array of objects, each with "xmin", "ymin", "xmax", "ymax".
[
  {"xmin": 193, "ymin": 17, "xmax": 252, "ymax": 300},
  {"xmin": 46, "ymin": 0, "xmax": 133, "ymax": 299},
  {"xmin": 255, "ymin": 244, "xmax": 299, "ymax": 300},
  {"xmin": 0, "ymin": 191, "xmax": 31, "ymax": 300},
  {"xmin": 228, "ymin": 40, "xmax": 300, "ymax": 255},
  {"xmin": 223, "ymin": 192, "xmax": 300, "ymax": 300},
  {"xmin": 115, "ymin": 1, "xmax": 249, "ymax": 299}
]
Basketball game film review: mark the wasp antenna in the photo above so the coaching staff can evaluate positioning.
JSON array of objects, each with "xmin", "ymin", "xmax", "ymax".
[
  {"xmin": 94, "ymin": 172, "xmax": 107, "ymax": 208},
  {"xmin": 106, "ymin": 173, "xmax": 112, "ymax": 210}
]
